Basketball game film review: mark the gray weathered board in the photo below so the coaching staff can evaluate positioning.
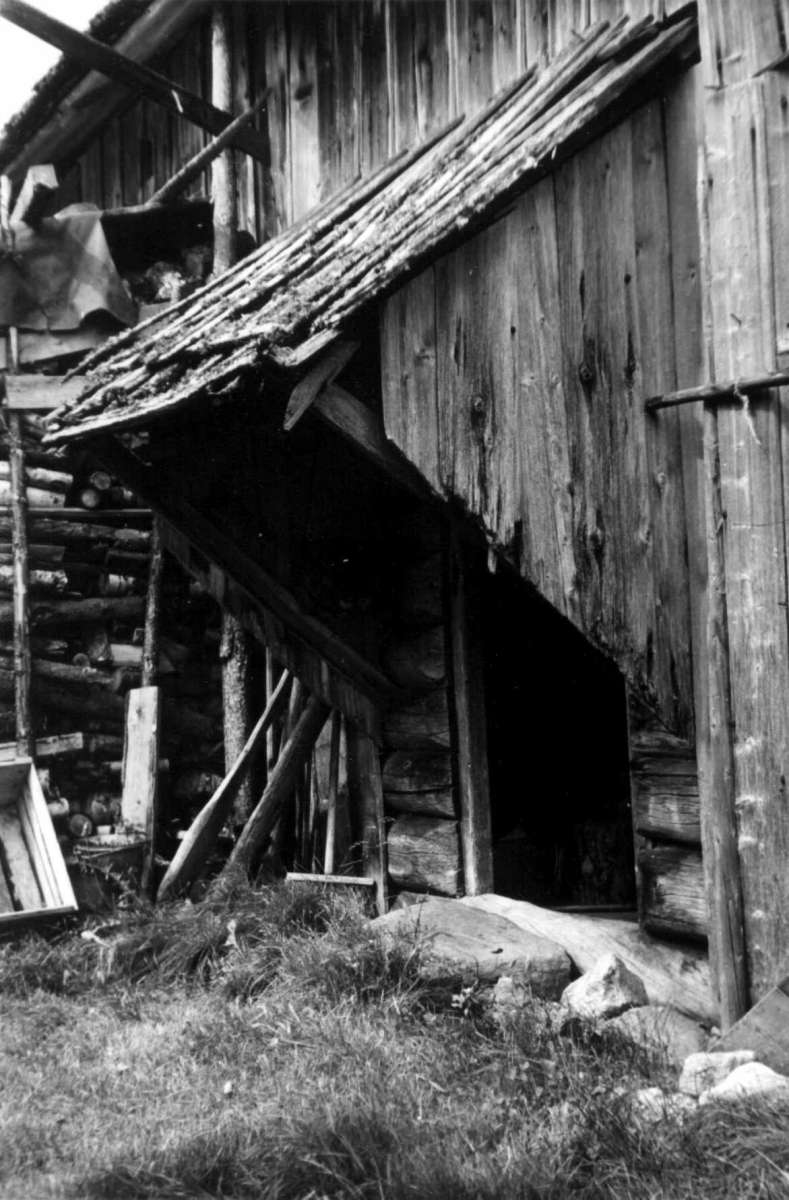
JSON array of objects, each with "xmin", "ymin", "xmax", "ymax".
[{"xmin": 715, "ymin": 979, "xmax": 789, "ymax": 1074}]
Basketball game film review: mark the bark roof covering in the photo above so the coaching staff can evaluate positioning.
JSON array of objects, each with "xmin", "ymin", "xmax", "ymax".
[{"xmin": 46, "ymin": 8, "xmax": 697, "ymax": 445}]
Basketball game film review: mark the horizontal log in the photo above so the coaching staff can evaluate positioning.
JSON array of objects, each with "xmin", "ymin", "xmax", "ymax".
[
  {"xmin": 0, "ymin": 731, "xmax": 84, "ymax": 761},
  {"xmin": 0, "ymin": 459, "xmax": 72, "ymax": 490},
  {"xmin": 0, "ymin": 566, "xmax": 67, "ymax": 593},
  {"xmin": 383, "ymin": 688, "xmax": 451, "ymax": 751},
  {"xmin": 645, "ymin": 369, "xmax": 789, "ymax": 412},
  {"xmin": 383, "ymin": 626, "xmax": 447, "ymax": 689},
  {"xmin": 382, "ymin": 750, "xmax": 453, "ymax": 792},
  {"xmin": 639, "ymin": 842, "xmax": 707, "ymax": 941},
  {"xmin": 0, "ymin": 516, "xmax": 150, "ymax": 546},
  {"xmin": 385, "ymin": 788, "xmax": 455, "ymax": 818},
  {"xmin": 0, "ymin": 654, "xmax": 118, "ymax": 690},
  {"xmin": 634, "ymin": 781, "xmax": 700, "ymax": 845},
  {"xmin": 0, "ymin": 594, "xmax": 144, "ymax": 629},
  {"xmin": 0, "ymin": 481, "xmax": 65, "ymax": 507},
  {"xmin": 387, "ymin": 815, "xmax": 461, "ymax": 896}
]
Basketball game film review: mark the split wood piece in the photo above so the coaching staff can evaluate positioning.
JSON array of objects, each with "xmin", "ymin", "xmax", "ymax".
[
  {"xmin": 0, "ymin": 0, "xmax": 270, "ymax": 164},
  {"xmin": 645, "ymin": 369, "xmax": 789, "ymax": 411},
  {"xmin": 387, "ymin": 814, "xmax": 461, "ymax": 896},
  {"xmin": 283, "ymin": 341, "xmax": 360, "ymax": 431},
  {"xmin": 8, "ymin": 164, "xmax": 57, "ymax": 228},
  {"xmin": 141, "ymin": 518, "xmax": 162, "ymax": 686},
  {"xmin": 323, "ymin": 710, "xmax": 342, "ymax": 875},
  {"xmin": 1, "ymin": 594, "xmax": 145, "ymax": 630},
  {"xmin": 1, "ymin": 374, "xmax": 82, "ymax": 413},
  {"xmin": 0, "ymin": 481, "xmax": 66, "ymax": 508},
  {"xmin": 121, "ymin": 686, "xmax": 160, "ymax": 894},
  {"xmin": 148, "ymin": 96, "xmax": 269, "ymax": 207},
  {"xmin": 0, "ymin": 731, "xmax": 84, "ymax": 763},
  {"xmin": 157, "ymin": 671, "xmax": 292, "ymax": 901},
  {"xmin": 347, "ymin": 726, "xmax": 388, "ymax": 914},
  {"xmin": 223, "ymin": 694, "xmax": 330, "ymax": 879}
]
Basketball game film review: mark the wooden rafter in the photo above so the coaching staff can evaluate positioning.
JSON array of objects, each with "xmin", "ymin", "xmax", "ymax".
[{"xmin": 0, "ymin": 0, "xmax": 270, "ymax": 165}]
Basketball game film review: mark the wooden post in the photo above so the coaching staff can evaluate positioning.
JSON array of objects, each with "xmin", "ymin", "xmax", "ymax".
[
  {"xmin": 210, "ymin": 2, "xmax": 255, "ymax": 826},
  {"xmin": 448, "ymin": 529, "xmax": 493, "ymax": 895},
  {"xmin": 141, "ymin": 518, "xmax": 163, "ymax": 686},
  {"xmin": 347, "ymin": 724, "xmax": 388, "ymax": 914},
  {"xmin": 324, "ymin": 710, "xmax": 342, "ymax": 874}
]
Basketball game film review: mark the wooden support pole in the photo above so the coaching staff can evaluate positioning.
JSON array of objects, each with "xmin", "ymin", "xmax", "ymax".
[
  {"xmin": 210, "ymin": 3, "xmax": 255, "ymax": 827},
  {"xmin": 157, "ymin": 670, "xmax": 291, "ymax": 901},
  {"xmin": 0, "ymin": 0, "xmax": 270, "ymax": 164},
  {"xmin": 324, "ymin": 710, "xmax": 342, "ymax": 874},
  {"xmin": 347, "ymin": 725, "xmax": 388, "ymax": 914},
  {"xmin": 141, "ymin": 518, "xmax": 162, "ymax": 687},
  {"xmin": 224, "ymin": 694, "xmax": 330, "ymax": 878},
  {"xmin": 149, "ymin": 98, "xmax": 268, "ymax": 207},
  {"xmin": 448, "ymin": 529, "xmax": 493, "ymax": 896}
]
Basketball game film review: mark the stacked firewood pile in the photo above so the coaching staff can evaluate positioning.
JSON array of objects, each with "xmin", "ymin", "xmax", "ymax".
[{"xmin": 0, "ymin": 412, "xmax": 224, "ymax": 868}]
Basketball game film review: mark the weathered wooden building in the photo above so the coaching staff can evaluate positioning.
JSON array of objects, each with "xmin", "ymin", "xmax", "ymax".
[{"xmin": 3, "ymin": 0, "xmax": 789, "ymax": 1028}]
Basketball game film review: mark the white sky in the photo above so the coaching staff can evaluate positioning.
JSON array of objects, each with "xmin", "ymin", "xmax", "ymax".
[{"xmin": 0, "ymin": 1, "xmax": 107, "ymax": 132}]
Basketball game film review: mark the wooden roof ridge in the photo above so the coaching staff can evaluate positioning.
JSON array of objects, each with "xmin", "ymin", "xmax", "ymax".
[{"xmin": 44, "ymin": 5, "xmax": 699, "ymax": 446}]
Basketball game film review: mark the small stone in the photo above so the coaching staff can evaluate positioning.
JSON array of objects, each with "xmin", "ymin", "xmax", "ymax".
[
  {"xmin": 699, "ymin": 1061, "xmax": 789, "ymax": 1105},
  {"xmin": 606, "ymin": 1005, "xmax": 708, "ymax": 1067},
  {"xmin": 631, "ymin": 1087, "xmax": 696, "ymax": 1124},
  {"xmin": 560, "ymin": 953, "xmax": 648, "ymax": 1020},
  {"xmin": 679, "ymin": 1050, "xmax": 756, "ymax": 1097},
  {"xmin": 492, "ymin": 975, "xmax": 528, "ymax": 1012}
]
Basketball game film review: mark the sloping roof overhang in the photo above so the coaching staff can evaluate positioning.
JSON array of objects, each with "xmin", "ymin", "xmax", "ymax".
[{"xmin": 45, "ymin": 5, "xmax": 699, "ymax": 447}]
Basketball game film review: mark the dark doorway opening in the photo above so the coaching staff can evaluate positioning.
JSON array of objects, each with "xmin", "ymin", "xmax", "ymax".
[{"xmin": 480, "ymin": 563, "xmax": 636, "ymax": 910}]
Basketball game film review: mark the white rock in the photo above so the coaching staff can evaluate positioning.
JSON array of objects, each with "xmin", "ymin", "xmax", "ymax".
[
  {"xmin": 371, "ymin": 898, "xmax": 571, "ymax": 997},
  {"xmin": 700, "ymin": 1061, "xmax": 789, "ymax": 1105},
  {"xmin": 679, "ymin": 1049, "xmax": 755, "ymax": 1097},
  {"xmin": 631, "ymin": 1087, "xmax": 696, "ymax": 1124},
  {"xmin": 560, "ymin": 953, "xmax": 648, "ymax": 1020},
  {"xmin": 606, "ymin": 1005, "xmax": 708, "ymax": 1066}
]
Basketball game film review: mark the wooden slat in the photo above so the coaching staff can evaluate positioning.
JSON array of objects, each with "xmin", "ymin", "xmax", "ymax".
[
  {"xmin": 121, "ymin": 686, "xmax": 160, "ymax": 840},
  {"xmin": 715, "ymin": 979, "xmax": 789, "ymax": 1074},
  {"xmin": 0, "ymin": 804, "xmax": 42, "ymax": 911}
]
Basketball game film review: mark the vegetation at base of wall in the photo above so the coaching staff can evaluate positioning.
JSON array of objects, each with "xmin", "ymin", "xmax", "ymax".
[{"xmin": 0, "ymin": 884, "xmax": 788, "ymax": 1199}]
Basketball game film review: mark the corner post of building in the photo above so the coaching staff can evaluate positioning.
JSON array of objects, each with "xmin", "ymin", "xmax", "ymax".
[{"xmin": 211, "ymin": 2, "xmax": 255, "ymax": 824}]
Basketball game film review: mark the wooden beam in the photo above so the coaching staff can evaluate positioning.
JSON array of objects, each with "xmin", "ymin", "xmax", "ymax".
[
  {"xmin": 2, "ymin": 375, "xmax": 85, "ymax": 412},
  {"xmin": 0, "ymin": 0, "xmax": 270, "ymax": 165},
  {"xmin": 90, "ymin": 435, "xmax": 397, "ymax": 704},
  {"xmin": 4, "ymin": 334, "xmax": 33, "ymax": 758},
  {"xmin": 313, "ymin": 384, "xmax": 434, "ymax": 498},
  {"xmin": 149, "ymin": 97, "xmax": 268, "ymax": 207},
  {"xmin": 9, "ymin": 164, "xmax": 58, "ymax": 228},
  {"xmin": 121, "ymin": 685, "xmax": 160, "ymax": 893},
  {"xmin": 141, "ymin": 519, "xmax": 163, "ymax": 687},
  {"xmin": 284, "ymin": 341, "xmax": 360, "ymax": 431},
  {"xmin": 449, "ymin": 529, "xmax": 493, "ymax": 896}
]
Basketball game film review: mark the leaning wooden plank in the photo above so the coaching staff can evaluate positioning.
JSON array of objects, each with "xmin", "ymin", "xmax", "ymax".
[
  {"xmin": 0, "ymin": 860, "xmax": 13, "ymax": 912},
  {"xmin": 157, "ymin": 671, "xmax": 292, "ymax": 901},
  {"xmin": 0, "ymin": 804, "xmax": 42, "ymax": 911},
  {"xmin": 2, "ymin": 375, "xmax": 85, "ymax": 412},
  {"xmin": 714, "ymin": 978, "xmax": 789, "ymax": 1074},
  {"xmin": 18, "ymin": 776, "xmax": 58, "ymax": 906},
  {"xmin": 9, "ymin": 164, "xmax": 58, "ymax": 228},
  {"xmin": 223, "ymin": 695, "xmax": 330, "ymax": 879},
  {"xmin": 0, "ymin": 0, "xmax": 270, "ymax": 164},
  {"xmin": 461, "ymin": 894, "xmax": 715, "ymax": 1022}
]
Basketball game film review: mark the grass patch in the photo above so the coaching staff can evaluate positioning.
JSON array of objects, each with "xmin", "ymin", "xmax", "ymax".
[{"xmin": 1, "ymin": 883, "xmax": 788, "ymax": 1199}]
